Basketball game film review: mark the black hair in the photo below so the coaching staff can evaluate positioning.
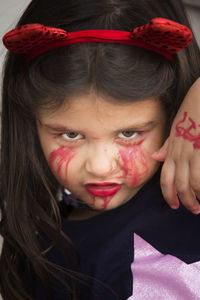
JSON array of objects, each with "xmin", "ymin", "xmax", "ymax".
[{"xmin": 1, "ymin": 0, "xmax": 200, "ymax": 299}]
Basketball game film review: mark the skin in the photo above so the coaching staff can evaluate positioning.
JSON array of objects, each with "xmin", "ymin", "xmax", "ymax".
[
  {"xmin": 37, "ymin": 93, "xmax": 166, "ymax": 213},
  {"xmin": 175, "ymin": 112, "xmax": 200, "ymax": 149},
  {"xmin": 152, "ymin": 78, "xmax": 200, "ymax": 214}
]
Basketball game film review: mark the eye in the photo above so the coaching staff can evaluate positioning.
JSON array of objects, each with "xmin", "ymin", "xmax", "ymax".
[
  {"xmin": 61, "ymin": 132, "xmax": 83, "ymax": 140},
  {"xmin": 118, "ymin": 131, "xmax": 138, "ymax": 139}
]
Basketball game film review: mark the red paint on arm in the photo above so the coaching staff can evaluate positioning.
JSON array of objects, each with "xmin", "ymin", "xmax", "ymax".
[{"xmin": 175, "ymin": 112, "xmax": 200, "ymax": 149}]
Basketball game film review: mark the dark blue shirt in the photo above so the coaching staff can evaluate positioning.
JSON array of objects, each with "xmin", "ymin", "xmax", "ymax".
[{"xmin": 30, "ymin": 173, "xmax": 200, "ymax": 299}]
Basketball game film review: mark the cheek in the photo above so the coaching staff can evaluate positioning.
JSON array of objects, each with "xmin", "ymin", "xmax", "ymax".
[
  {"xmin": 118, "ymin": 143, "xmax": 150, "ymax": 187},
  {"xmin": 48, "ymin": 146, "xmax": 76, "ymax": 184}
]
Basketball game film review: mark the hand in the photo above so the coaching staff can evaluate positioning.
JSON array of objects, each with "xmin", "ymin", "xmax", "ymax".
[{"xmin": 152, "ymin": 78, "xmax": 200, "ymax": 214}]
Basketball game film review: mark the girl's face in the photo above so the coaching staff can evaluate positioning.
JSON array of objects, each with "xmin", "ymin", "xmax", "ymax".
[{"xmin": 37, "ymin": 94, "xmax": 166, "ymax": 210}]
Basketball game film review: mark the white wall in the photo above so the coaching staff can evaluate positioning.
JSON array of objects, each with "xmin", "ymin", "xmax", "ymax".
[
  {"xmin": 0, "ymin": 1, "xmax": 30, "ymax": 67},
  {"xmin": 186, "ymin": 5, "xmax": 200, "ymax": 47}
]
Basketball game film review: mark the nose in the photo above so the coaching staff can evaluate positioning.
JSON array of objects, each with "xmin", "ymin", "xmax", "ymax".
[{"xmin": 85, "ymin": 143, "xmax": 118, "ymax": 178}]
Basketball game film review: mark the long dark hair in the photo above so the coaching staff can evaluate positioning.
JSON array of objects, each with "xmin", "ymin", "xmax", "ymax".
[{"xmin": 1, "ymin": 0, "xmax": 200, "ymax": 299}]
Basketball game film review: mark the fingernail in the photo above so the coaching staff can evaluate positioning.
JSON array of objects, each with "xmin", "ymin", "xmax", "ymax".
[
  {"xmin": 170, "ymin": 196, "xmax": 180, "ymax": 210},
  {"xmin": 191, "ymin": 209, "xmax": 200, "ymax": 215},
  {"xmin": 170, "ymin": 205, "xmax": 179, "ymax": 210}
]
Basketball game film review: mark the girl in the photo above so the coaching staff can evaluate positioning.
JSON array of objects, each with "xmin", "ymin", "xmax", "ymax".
[{"xmin": 1, "ymin": 0, "xmax": 200, "ymax": 299}]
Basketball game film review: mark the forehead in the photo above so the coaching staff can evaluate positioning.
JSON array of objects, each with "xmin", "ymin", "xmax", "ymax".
[{"xmin": 39, "ymin": 93, "xmax": 165, "ymax": 129}]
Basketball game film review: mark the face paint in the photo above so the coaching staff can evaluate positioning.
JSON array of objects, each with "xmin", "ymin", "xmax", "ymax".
[
  {"xmin": 91, "ymin": 195, "xmax": 114, "ymax": 210},
  {"xmin": 48, "ymin": 146, "xmax": 76, "ymax": 183},
  {"xmin": 92, "ymin": 137, "xmax": 102, "ymax": 140},
  {"xmin": 38, "ymin": 95, "xmax": 166, "ymax": 212},
  {"xmin": 118, "ymin": 140, "xmax": 149, "ymax": 187},
  {"xmin": 176, "ymin": 112, "xmax": 200, "ymax": 149}
]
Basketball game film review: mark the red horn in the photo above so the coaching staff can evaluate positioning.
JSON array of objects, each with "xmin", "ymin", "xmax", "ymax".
[{"xmin": 3, "ymin": 18, "xmax": 192, "ymax": 62}]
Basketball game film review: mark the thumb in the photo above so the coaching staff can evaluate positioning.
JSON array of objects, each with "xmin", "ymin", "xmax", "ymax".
[{"xmin": 151, "ymin": 138, "xmax": 169, "ymax": 162}]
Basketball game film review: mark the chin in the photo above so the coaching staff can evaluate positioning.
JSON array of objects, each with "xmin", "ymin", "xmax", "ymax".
[{"xmin": 87, "ymin": 195, "xmax": 129, "ymax": 211}]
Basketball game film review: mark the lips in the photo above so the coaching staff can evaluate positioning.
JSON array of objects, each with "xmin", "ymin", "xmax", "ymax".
[{"xmin": 85, "ymin": 182, "xmax": 121, "ymax": 197}]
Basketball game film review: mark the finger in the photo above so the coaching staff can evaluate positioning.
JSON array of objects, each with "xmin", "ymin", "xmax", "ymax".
[
  {"xmin": 160, "ymin": 159, "xmax": 179, "ymax": 209},
  {"xmin": 189, "ymin": 157, "xmax": 200, "ymax": 213},
  {"xmin": 175, "ymin": 161, "xmax": 200, "ymax": 214},
  {"xmin": 151, "ymin": 138, "xmax": 169, "ymax": 162}
]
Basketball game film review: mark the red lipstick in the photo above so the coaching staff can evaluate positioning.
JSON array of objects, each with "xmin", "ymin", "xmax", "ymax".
[{"xmin": 85, "ymin": 182, "xmax": 121, "ymax": 197}]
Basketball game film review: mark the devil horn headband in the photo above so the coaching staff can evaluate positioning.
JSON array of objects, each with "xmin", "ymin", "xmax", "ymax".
[{"xmin": 3, "ymin": 18, "xmax": 192, "ymax": 62}]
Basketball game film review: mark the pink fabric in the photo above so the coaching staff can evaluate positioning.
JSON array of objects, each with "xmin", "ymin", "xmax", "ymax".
[{"xmin": 128, "ymin": 234, "xmax": 200, "ymax": 300}]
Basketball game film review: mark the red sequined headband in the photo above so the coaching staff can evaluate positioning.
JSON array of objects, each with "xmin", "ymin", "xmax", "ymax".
[{"xmin": 3, "ymin": 18, "xmax": 192, "ymax": 62}]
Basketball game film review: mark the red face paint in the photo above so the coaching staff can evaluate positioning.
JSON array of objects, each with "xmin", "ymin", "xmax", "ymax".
[
  {"xmin": 176, "ymin": 112, "xmax": 200, "ymax": 149},
  {"xmin": 48, "ymin": 146, "xmax": 76, "ymax": 183},
  {"xmin": 91, "ymin": 195, "xmax": 114, "ymax": 210},
  {"xmin": 118, "ymin": 139, "xmax": 149, "ymax": 187},
  {"xmin": 92, "ymin": 137, "xmax": 102, "ymax": 140}
]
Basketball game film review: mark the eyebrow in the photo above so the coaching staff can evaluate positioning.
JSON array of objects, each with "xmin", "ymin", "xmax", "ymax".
[
  {"xmin": 44, "ymin": 124, "xmax": 71, "ymax": 131},
  {"xmin": 113, "ymin": 121, "xmax": 157, "ymax": 132},
  {"xmin": 43, "ymin": 120, "xmax": 157, "ymax": 132}
]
